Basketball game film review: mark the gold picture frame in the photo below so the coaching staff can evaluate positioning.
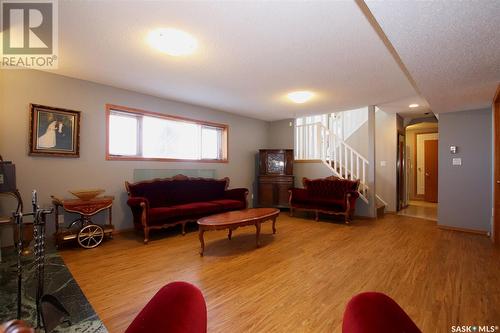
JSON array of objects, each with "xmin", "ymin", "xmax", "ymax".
[{"xmin": 29, "ymin": 104, "xmax": 81, "ymax": 157}]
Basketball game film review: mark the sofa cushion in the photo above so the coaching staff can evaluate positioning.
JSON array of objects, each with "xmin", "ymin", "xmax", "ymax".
[
  {"xmin": 314, "ymin": 198, "xmax": 346, "ymax": 210},
  {"xmin": 209, "ymin": 199, "xmax": 245, "ymax": 211},
  {"xmin": 167, "ymin": 180, "xmax": 228, "ymax": 205},
  {"xmin": 127, "ymin": 175, "xmax": 229, "ymax": 207},
  {"xmin": 293, "ymin": 196, "xmax": 345, "ymax": 210},
  {"xmin": 149, "ymin": 207, "xmax": 185, "ymax": 223},
  {"xmin": 174, "ymin": 202, "xmax": 222, "ymax": 217}
]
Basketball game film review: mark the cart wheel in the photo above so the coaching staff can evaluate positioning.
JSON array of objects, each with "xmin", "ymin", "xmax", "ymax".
[{"xmin": 77, "ymin": 224, "xmax": 104, "ymax": 249}]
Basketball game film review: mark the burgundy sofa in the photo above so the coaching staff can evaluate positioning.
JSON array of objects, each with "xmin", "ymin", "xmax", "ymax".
[
  {"xmin": 125, "ymin": 174, "xmax": 248, "ymax": 243},
  {"xmin": 289, "ymin": 176, "xmax": 360, "ymax": 223},
  {"xmin": 126, "ymin": 281, "xmax": 207, "ymax": 333},
  {"xmin": 342, "ymin": 292, "xmax": 421, "ymax": 333}
]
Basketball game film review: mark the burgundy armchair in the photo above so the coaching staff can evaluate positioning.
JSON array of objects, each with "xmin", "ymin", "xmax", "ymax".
[
  {"xmin": 342, "ymin": 292, "xmax": 421, "ymax": 333},
  {"xmin": 126, "ymin": 175, "xmax": 248, "ymax": 243},
  {"xmin": 126, "ymin": 282, "xmax": 207, "ymax": 333},
  {"xmin": 289, "ymin": 176, "xmax": 360, "ymax": 223}
]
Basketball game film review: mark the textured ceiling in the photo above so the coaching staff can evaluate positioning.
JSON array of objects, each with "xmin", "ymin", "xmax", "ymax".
[
  {"xmin": 376, "ymin": 95, "xmax": 430, "ymax": 119},
  {"xmin": 366, "ymin": 1, "xmax": 500, "ymax": 114},
  {"xmin": 49, "ymin": 1, "xmax": 420, "ymax": 121}
]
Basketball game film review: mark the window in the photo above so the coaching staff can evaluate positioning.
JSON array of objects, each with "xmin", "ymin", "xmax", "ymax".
[{"xmin": 106, "ymin": 104, "xmax": 228, "ymax": 162}]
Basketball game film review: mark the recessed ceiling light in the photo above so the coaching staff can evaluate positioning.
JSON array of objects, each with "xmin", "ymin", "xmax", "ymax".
[
  {"xmin": 147, "ymin": 28, "xmax": 198, "ymax": 56},
  {"xmin": 287, "ymin": 91, "xmax": 315, "ymax": 104},
  {"xmin": 409, "ymin": 104, "xmax": 419, "ymax": 108}
]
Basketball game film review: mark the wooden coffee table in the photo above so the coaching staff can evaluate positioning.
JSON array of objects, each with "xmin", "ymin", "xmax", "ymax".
[{"xmin": 197, "ymin": 208, "xmax": 280, "ymax": 256}]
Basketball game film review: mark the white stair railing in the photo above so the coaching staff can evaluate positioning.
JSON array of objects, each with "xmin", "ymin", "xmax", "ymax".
[{"xmin": 296, "ymin": 122, "xmax": 369, "ymax": 203}]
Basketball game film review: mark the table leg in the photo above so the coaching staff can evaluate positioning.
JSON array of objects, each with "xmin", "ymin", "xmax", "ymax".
[
  {"xmin": 108, "ymin": 207, "xmax": 114, "ymax": 239},
  {"xmin": 272, "ymin": 217, "xmax": 277, "ymax": 234},
  {"xmin": 228, "ymin": 229, "xmax": 232, "ymax": 240},
  {"xmin": 199, "ymin": 229, "xmax": 205, "ymax": 256},
  {"xmin": 255, "ymin": 222, "xmax": 261, "ymax": 247},
  {"xmin": 54, "ymin": 204, "xmax": 59, "ymax": 234}
]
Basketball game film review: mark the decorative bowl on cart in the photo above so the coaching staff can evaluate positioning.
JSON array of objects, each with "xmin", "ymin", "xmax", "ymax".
[{"xmin": 69, "ymin": 189, "xmax": 104, "ymax": 201}]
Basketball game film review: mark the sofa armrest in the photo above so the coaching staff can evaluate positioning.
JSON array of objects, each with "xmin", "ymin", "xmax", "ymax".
[
  {"xmin": 224, "ymin": 188, "xmax": 249, "ymax": 208},
  {"xmin": 127, "ymin": 196, "xmax": 149, "ymax": 208},
  {"xmin": 289, "ymin": 188, "xmax": 308, "ymax": 204},
  {"xmin": 127, "ymin": 197, "xmax": 150, "ymax": 228},
  {"xmin": 345, "ymin": 191, "xmax": 360, "ymax": 213},
  {"xmin": 346, "ymin": 191, "xmax": 359, "ymax": 200}
]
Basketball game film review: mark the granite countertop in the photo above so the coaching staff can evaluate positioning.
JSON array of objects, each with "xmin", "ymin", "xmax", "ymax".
[{"xmin": 0, "ymin": 246, "xmax": 107, "ymax": 333}]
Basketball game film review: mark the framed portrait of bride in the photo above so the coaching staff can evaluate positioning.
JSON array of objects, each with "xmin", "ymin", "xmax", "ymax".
[{"xmin": 29, "ymin": 104, "xmax": 81, "ymax": 157}]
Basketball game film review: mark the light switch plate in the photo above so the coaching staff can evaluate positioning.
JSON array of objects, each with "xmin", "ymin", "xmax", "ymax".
[
  {"xmin": 452, "ymin": 158, "xmax": 462, "ymax": 166},
  {"xmin": 380, "ymin": 161, "xmax": 387, "ymax": 167}
]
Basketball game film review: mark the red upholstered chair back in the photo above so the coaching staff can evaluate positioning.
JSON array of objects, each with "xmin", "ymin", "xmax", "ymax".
[
  {"xmin": 126, "ymin": 175, "xmax": 229, "ymax": 207},
  {"xmin": 125, "ymin": 281, "xmax": 207, "ymax": 333},
  {"xmin": 342, "ymin": 292, "xmax": 421, "ymax": 333},
  {"xmin": 303, "ymin": 177, "xmax": 359, "ymax": 200}
]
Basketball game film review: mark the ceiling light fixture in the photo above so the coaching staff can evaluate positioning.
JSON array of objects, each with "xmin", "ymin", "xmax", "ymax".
[
  {"xmin": 409, "ymin": 104, "xmax": 419, "ymax": 108},
  {"xmin": 147, "ymin": 28, "xmax": 198, "ymax": 56},
  {"xmin": 287, "ymin": 91, "xmax": 315, "ymax": 104}
]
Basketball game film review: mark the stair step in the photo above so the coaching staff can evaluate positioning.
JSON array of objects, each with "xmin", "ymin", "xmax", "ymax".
[{"xmin": 377, "ymin": 204, "xmax": 385, "ymax": 218}]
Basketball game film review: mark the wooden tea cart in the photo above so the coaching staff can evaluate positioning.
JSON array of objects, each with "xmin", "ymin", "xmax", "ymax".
[{"xmin": 51, "ymin": 195, "xmax": 114, "ymax": 249}]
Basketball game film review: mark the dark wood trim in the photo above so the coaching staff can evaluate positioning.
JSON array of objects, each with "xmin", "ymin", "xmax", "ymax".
[
  {"xmin": 106, "ymin": 104, "xmax": 228, "ymax": 129},
  {"xmin": 493, "ymin": 84, "xmax": 500, "ymax": 244},
  {"xmin": 105, "ymin": 104, "xmax": 229, "ymax": 163}
]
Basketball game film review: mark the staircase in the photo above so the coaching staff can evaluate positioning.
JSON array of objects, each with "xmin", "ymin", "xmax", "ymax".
[
  {"xmin": 295, "ymin": 111, "xmax": 387, "ymax": 214},
  {"xmin": 296, "ymin": 122, "xmax": 369, "ymax": 203}
]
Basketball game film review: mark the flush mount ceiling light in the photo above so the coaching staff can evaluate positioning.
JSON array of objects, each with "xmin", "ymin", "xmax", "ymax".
[
  {"xmin": 147, "ymin": 28, "xmax": 198, "ymax": 56},
  {"xmin": 287, "ymin": 91, "xmax": 315, "ymax": 104},
  {"xmin": 409, "ymin": 103, "xmax": 419, "ymax": 108}
]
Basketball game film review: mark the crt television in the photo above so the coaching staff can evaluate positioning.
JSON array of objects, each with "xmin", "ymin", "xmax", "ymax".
[{"xmin": 0, "ymin": 160, "xmax": 16, "ymax": 192}]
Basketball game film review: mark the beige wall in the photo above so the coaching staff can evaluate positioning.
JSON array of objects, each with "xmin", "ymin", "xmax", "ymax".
[
  {"xmin": 268, "ymin": 119, "xmax": 294, "ymax": 149},
  {"xmin": 375, "ymin": 110, "xmax": 397, "ymax": 212},
  {"xmin": 294, "ymin": 161, "xmax": 332, "ymax": 187},
  {"xmin": 0, "ymin": 70, "xmax": 269, "ymax": 241}
]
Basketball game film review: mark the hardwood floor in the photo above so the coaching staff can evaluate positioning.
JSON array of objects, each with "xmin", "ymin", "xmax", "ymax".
[
  {"xmin": 398, "ymin": 200, "xmax": 438, "ymax": 221},
  {"xmin": 60, "ymin": 213, "xmax": 500, "ymax": 333}
]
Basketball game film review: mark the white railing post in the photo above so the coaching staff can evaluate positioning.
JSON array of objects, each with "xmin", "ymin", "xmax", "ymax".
[
  {"xmin": 343, "ymin": 145, "xmax": 347, "ymax": 178},
  {"xmin": 356, "ymin": 156, "xmax": 360, "ymax": 181},
  {"xmin": 318, "ymin": 125, "xmax": 321, "ymax": 159},
  {"xmin": 350, "ymin": 150, "xmax": 353, "ymax": 180}
]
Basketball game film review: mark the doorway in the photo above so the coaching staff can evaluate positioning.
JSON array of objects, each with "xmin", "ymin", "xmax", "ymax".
[
  {"xmin": 398, "ymin": 121, "xmax": 438, "ymax": 221},
  {"xmin": 396, "ymin": 133, "xmax": 406, "ymax": 210}
]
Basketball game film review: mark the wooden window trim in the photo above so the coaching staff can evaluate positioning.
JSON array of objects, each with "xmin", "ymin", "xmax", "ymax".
[{"xmin": 105, "ymin": 104, "xmax": 229, "ymax": 163}]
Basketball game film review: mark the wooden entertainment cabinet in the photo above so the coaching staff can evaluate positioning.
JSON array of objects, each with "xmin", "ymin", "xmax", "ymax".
[{"xmin": 257, "ymin": 149, "xmax": 294, "ymax": 208}]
